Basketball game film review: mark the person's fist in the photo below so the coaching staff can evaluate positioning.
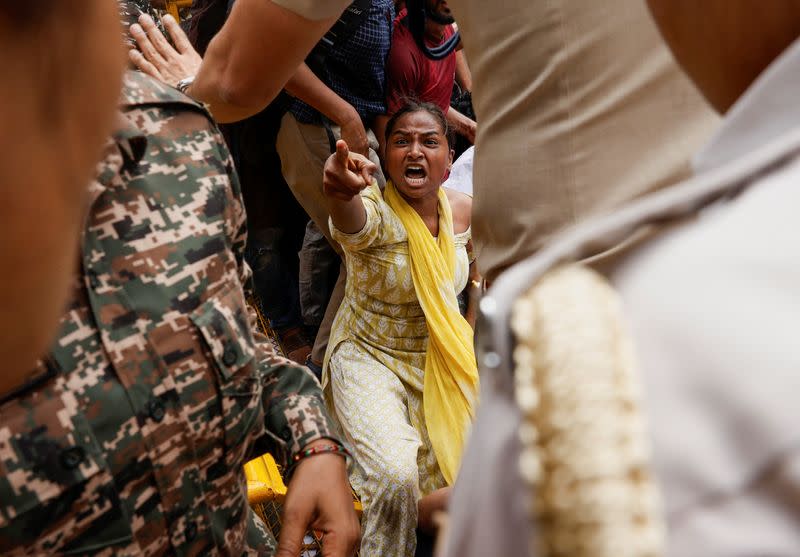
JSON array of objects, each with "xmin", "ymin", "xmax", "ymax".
[{"xmin": 276, "ymin": 440, "xmax": 360, "ymax": 557}]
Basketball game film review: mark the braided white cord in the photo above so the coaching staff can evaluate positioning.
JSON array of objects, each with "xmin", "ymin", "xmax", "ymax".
[{"xmin": 511, "ymin": 265, "xmax": 665, "ymax": 557}]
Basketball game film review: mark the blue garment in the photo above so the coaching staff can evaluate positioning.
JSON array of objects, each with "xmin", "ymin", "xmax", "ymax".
[{"xmin": 290, "ymin": 0, "xmax": 394, "ymax": 125}]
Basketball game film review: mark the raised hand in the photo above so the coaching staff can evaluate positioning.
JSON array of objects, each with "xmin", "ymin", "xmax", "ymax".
[
  {"xmin": 128, "ymin": 13, "xmax": 201, "ymax": 88},
  {"xmin": 323, "ymin": 140, "xmax": 378, "ymax": 201}
]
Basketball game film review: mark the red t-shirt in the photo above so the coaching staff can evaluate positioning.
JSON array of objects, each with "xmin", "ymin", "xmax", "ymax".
[{"xmin": 385, "ymin": 9, "xmax": 457, "ymax": 115}]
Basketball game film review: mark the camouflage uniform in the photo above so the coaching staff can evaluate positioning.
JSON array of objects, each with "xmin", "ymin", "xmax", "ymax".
[{"xmin": 0, "ymin": 71, "xmax": 338, "ymax": 556}]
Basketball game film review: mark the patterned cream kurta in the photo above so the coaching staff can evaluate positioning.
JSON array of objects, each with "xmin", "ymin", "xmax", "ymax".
[{"xmin": 323, "ymin": 183, "xmax": 470, "ymax": 557}]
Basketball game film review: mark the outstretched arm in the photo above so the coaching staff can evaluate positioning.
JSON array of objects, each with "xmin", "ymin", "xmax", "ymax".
[
  {"xmin": 222, "ymin": 122, "xmax": 359, "ymax": 557},
  {"xmin": 130, "ymin": 0, "xmax": 350, "ymax": 122},
  {"xmin": 285, "ymin": 64, "xmax": 370, "ymax": 156}
]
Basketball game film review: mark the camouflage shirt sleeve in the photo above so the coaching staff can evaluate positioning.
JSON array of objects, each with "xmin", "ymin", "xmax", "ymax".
[{"xmin": 223, "ymin": 133, "xmax": 339, "ymax": 467}]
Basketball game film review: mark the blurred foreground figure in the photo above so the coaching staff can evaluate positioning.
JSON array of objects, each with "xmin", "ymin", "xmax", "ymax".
[
  {"xmin": 0, "ymin": 71, "xmax": 359, "ymax": 557},
  {"xmin": 0, "ymin": 1, "xmax": 125, "ymax": 393},
  {"xmin": 443, "ymin": 2, "xmax": 800, "ymax": 556},
  {"xmin": 447, "ymin": 0, "xmax": 719, "ymax": 281}
]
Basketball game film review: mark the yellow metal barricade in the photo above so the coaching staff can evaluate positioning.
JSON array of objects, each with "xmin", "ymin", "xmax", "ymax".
[
  {"xmin": 164, "ymin": 0, "xmax": 193, "ymax": 21},
  {"xmin": 244, "ymin": 454, "xmax": 289, "ymax": 506},
  {"xmin": 244, "ymin": 453, "xmax": 363, "ymax": 554},
  {"xmin": 244, "ymin": 296, "xmax": 362, "ymax": 553}
]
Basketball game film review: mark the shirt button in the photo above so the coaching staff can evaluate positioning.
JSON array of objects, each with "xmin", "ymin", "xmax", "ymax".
[
  {"xmin": 87, "ymin": 271, "xmax": 101, "ymax": 289},
  {"xmin": 222, "ymin": 345, "xmax": 238, "ymax": 367},
  {"xmin": 148, "ymin": 399, "xmax": 166, "ymax": 423},
  {"xmin": 185, "ymin": 521, "xmax": 198, "ymax": 542},
  {"xmin": 60, "ymin": 447, "xmax": 86, "ymax": 470}
]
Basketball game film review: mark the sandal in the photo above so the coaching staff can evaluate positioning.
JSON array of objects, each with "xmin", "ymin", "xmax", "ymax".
[{"xmin": 277, "ymin": 326, "xmax": 312, "ymax": 366}]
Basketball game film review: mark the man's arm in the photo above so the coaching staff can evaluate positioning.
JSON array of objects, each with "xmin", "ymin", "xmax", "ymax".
[
  {"xmin": 130, "ymin": 0, "xmax": 350, "ymax": 123},
  {"xmin": 285, "ymin": 64, "xmax": 370, "ymax": 156},
  {"xmin": 455, "ymin": 49, "xmax": 473, "ymax": 93},
  {"xmin": 447, "ymin": 106, "xmax": 477, "ymax": 144},
  {"xmin": 216, "ymin": 106, "xmax": 334, "ymax": 457},
  {"xmin": 219, "ymin": 120, "xmax": 359, "ymax": 557}
]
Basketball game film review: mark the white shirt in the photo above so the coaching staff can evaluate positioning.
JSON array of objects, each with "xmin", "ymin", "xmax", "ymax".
[{"xmin": 443, "ymin": 147, "xmax": 475, "ymax": 197}]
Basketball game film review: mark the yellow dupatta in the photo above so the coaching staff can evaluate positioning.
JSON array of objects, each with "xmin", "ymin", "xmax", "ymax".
[{"xmin": 383, "ymin": 180, "xmax": 479, "ymax": 484}]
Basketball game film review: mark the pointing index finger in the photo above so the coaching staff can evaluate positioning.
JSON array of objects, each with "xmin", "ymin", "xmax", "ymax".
[{"xmin": 335, "ymin": 140, "xmax": 350, "ymax": 167}]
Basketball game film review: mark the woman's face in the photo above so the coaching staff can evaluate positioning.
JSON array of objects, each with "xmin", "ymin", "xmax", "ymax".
[{"xmin": 385, "ymin": 110, "xmax": 453, "ymax": 202}]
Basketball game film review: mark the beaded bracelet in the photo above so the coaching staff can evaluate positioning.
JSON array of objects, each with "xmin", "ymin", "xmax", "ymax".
[{"xmin": 291, "ymin": 443, "xmax": 351, "ymax": 471}]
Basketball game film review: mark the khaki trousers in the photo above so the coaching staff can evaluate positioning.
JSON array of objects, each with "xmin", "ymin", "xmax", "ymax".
[
  {"xmin": 275, "ymin": 112, "xmax": 385, "ymax": 363},
  {"xmin": 449, "ymin": 0, "xmax": 719, "ymax": 281}
]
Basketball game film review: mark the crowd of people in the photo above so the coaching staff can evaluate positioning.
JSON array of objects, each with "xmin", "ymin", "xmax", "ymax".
[
  {"xmin": 129, "ymin": 2, "xmax": 478, "ymax": 552},
  {"xmin": 1, "ymin": 1, "xmax": 799, "ymax": 557}
]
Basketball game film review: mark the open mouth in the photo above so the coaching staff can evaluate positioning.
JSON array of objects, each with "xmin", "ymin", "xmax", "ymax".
[{"xmin": 404, "ymin": 165, "xmax": 428, "ymax": 186}]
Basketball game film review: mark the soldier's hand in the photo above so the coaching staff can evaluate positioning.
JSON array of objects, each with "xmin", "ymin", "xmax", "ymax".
[
  {"xmin": 277, "ymin": 441, "xmax": 360, "ymax": 557},
  {"xmin": 323, "ymin": 140, "xmax": 377, "ymax": 201},
  {"xmin": 128, "ymin": 14, "xmax": 201, "ymax": 89}
]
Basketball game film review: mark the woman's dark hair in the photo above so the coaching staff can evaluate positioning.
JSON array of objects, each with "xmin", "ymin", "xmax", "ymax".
[{"xmin": 385, "ymin": 100, "xmax": 452, "ymax": 146}]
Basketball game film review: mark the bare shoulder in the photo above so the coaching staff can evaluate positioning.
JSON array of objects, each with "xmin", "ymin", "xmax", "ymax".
[{"xmin": 444, "ymin": 187, "xmax": 472, "ymax": 234}]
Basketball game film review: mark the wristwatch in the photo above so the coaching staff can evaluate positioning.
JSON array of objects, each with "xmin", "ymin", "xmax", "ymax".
[{"xmin": 176, "ymin": 75, "xmax": 195, "ymax": 95}]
